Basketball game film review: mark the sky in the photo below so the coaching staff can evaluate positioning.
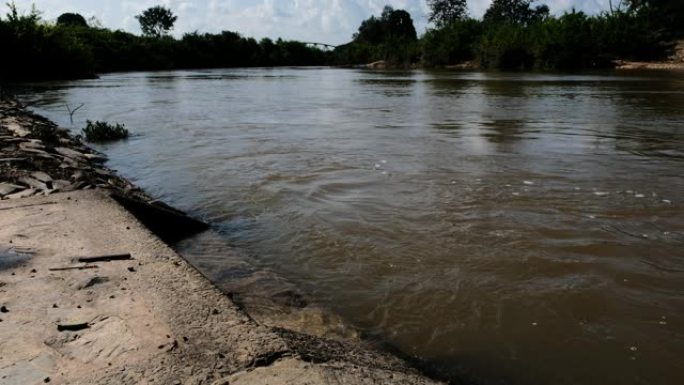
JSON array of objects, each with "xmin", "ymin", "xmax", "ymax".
[{"xmin": 9, "ymin": 0, "xmax": 612, "ymax": 45}]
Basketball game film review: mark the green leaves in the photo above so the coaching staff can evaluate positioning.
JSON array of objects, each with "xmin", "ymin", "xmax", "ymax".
[
  {"xmin": 82, "ymin": 120, "xmax": 129, "ymax": 142},
  {"xmin": 135, "ymin": 5, "xmax": 177, "ymax": 38},
  {"xmin": 428, "ymin": 0, "xmax": 469, "ymax": 27}
]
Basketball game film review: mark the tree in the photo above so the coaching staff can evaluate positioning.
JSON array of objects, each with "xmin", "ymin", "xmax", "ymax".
[
  {"xmin": 427, "ymin": 0, "xmax": 468, "ymax": 27},
  {"xmin": 483, "ymin": 0, "xmax": 549, "ymax": 26},
  {"xmin": 353, "ymin": 6, "xmax": 417, "ymax": 44},
  {"xmin": 624, "ymin": 0, "xmax": 684, "ymax": 36},
  {"xmin": 382, "ymin": 6, "xmax": 417, "ymax": 41},
  {"xmin": 4, "ymin": 2, "xmax": 41, "ymax": 27},
  {"xmin": 56, "ymin": 13, "xmax": 88, "ymax": 28},
  {"xmin": 135, "ymin": 6, "xmax": 177, "ymax": 37},
  {"xmin": 607, "ymin": 0, "xmax": 628, "ymax": 13}
]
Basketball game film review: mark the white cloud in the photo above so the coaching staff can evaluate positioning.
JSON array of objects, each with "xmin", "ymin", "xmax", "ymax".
[{"xmin": 6, "ymin": 0, "xmax": 612, "ymax": 45}]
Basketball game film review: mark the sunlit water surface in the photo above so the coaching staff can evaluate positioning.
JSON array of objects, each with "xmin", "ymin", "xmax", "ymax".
[{"xmin": 17, "ymin": 68, "xmax": 684, "ymax": 385}]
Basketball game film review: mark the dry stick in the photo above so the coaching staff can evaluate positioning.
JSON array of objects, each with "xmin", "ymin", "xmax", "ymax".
[
  {"xmin": 77, "ymin": 253, "xmax": 132, "ymax": 263},
  {"xmin": 57, "ymin": 323, "xmax": 90, "ymax": 332},
  {"xmin": 608, "ymin": 0, "xmax": 626, "ymax": 13},
  {"xmin": 49, "ymin": 266, "xmax": 99, "ymax": 272},
  {"xmin": 65, "ymin": 103, "xmax": 85, "ymax": 125}
]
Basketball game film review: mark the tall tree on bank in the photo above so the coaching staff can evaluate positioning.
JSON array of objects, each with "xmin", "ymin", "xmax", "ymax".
[
  {"xmin": 354, "ymin": 6, "xmax": 417, "ymax": 44},
  {"xmin": 337, "ymin": 6, "xmax": 418, "ymax": 66},
  {"xmin": 136, "ymin": 5, "xmax": 177, "ymax": 37},
  {"xmin": 56, "ymin": 13, "xmax": 88, "ymax": 28},
  {"xmin": 427, "ymin": 0, "xmax": 468, "ymax": 27},
  {"xmin": 625, "ymin": 0, "xmax": 684, "ymax": 36},
  {"xmin": 483, "ymin": 0, "xmax": 549, "ymax": 26}
]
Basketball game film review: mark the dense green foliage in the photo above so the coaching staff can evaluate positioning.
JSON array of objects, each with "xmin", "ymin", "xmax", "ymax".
[
  {"xmin": 428, "ymin": 0, "xmax": 468, "ymax": 27},
  {"xmin": 334, "ymin": 6, "xmax": 420, "ymax": 66},
  {"xmin": 0, "ymin": 4, "xmax": 329, "ymax": 82},
  {"xmin": 422, "ymin": 19, "xmax": 482, "ymax": 66},
  {"xmin": 483, "ymin": 0, "xmax": 550, "ymax": 26},
  {"xmin": 56, "ymin": 13, "xmax": 87, "ymax": 28},
  {"xmin": 136, "ymin": 6, "xmax": 177, "ymax": 38},
  {"xmin": 334, "ymin": 0, "xmax": 678, "ymax": 70},
  {"xmin": 82, "ymin": 120, "xmax": 129, "ymax": 142},
  {"xmin": 419, "ymin": 0, "xmax": 678, "ymax": 70},
  {"xmin": 0, "ymin": 0, "xmax": 681, "ymax": 81},
  {"xmin": 626, "ymin": 0, "xmax": 684, "ymax": 36}
]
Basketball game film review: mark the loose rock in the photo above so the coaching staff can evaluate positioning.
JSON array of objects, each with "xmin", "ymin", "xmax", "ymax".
[
  {"xmin": 0, "ymin": 182, "xmax": 23, "ymax": 196},
  {"xmin": 5, "ymin": 188, "xmax": 37, "ymax": 200}
]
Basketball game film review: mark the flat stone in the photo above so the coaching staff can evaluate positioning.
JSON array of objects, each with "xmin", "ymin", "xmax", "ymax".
[
  {"xmin": 55, "ymin": 147, "xmax": 85, "ymax": 160},
  {"xmin": 34, "ymin": 152, "xmax": 56, "ymax": 160},
  {"xmin": 31, "ymin": 171, "xmax": 53, "ymax": 183},
  {"xmin": 93, "ymin": 168, "xmax": 111, "ymax": 176},
  {"xmin": 84, "ymin": 153, "xmax": 107, "ymax": 162},
  {"xmin": 19, "ymin": 141, "xmax": 45, "ymax": 151},
  {"xmin": 18, "ymin": 147, "xmax": 51, "ymax": 157},
  {"xmin": 4, "ymin": 188, "xmax": 36, "ymax": 200},
  {"xmin": 53, "ymin": 180, "xmax": 72, "ymax": 190},
  {"xmin": 2, "ymin": 120, "xmax": 30, "ymax": 137},
  {"xmin": 0, "ymin": 183, "xmax": 23, "ymax": 196},
  {"xmin": 18, "ymin": 177, "xmax": 49, "ymax": 191}
]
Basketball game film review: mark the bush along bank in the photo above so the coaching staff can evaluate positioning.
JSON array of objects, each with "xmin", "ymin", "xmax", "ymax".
[
  {"xmin": 1, "ymin": 1, "xmax": 682, "ymax": 81},
  {"xmin": 82, "ymin": 120, "xmax": 129, "ymax": 142},
  {"xmin": 0, "ymin": 3, "xmax": 331, "ymax": 82},
  {"xmin": 333, "ymin": 1, "xmax": 681, "ymax": 70}
]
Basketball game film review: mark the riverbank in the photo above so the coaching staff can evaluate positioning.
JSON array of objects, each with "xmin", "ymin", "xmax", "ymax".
[
  {"xmin": 615, "ymin": 40, "xmax": 684, "ymax": 70},
  {"xmin": 0, "ymin": 98, "xmax": 444, "ymax": 385}
]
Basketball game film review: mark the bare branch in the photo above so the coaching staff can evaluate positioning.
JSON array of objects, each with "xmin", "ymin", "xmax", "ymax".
[{"xmin": 65, "ymin": 103, "xmax": 85, "ymax": 125}]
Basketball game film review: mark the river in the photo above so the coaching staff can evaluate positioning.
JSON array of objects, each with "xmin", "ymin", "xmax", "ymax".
[{"xmin": 16, "ymin": 68, "xmax": 684, "ymax": 385}]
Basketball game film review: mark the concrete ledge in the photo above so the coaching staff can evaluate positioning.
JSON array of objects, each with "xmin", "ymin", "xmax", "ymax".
[{"xmin": 0, "ymin": 190, "xmax": 443, "ymax": 385}]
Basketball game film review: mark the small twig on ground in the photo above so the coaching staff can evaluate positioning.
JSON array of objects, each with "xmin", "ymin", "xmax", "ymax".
[
  {"xmin": 77, "ymin": 254, "xmax": 132, "ymax": 263},
  {"xmin": 49, "ymin": 266, "xmax": 99, "ymax": 272},
  {"xmin": 57, "ymin": 323, "xmax": 90, "ymax": 332}
]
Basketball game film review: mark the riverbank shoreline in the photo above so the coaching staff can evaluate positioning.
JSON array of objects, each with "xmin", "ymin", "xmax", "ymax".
[{"xmin": 0, "ymin": 97, "xmax": 444, "ymax": 385}]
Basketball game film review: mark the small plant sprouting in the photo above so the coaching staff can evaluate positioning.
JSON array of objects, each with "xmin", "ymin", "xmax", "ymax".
[{"xmin": 82, "ymin": 120, "xmax": 129, "ymax": 142}]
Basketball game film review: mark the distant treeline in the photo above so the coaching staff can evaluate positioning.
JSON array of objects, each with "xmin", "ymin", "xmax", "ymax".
[
  {"xmin": 1, "ymin": 0, "xmax": 682, "ymax": 82},
  {"xmin": 0, "ymin": 4, "xmax": 328, "ymax": 82},
  {"xmin": 335, "ymin": 0, "xmax": 683, "ymax": 70}
]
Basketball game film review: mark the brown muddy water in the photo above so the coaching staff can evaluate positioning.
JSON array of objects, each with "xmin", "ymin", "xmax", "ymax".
[{"xmin": 16, "ymin": 68, "xmax": 684, "ymax": 385}]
